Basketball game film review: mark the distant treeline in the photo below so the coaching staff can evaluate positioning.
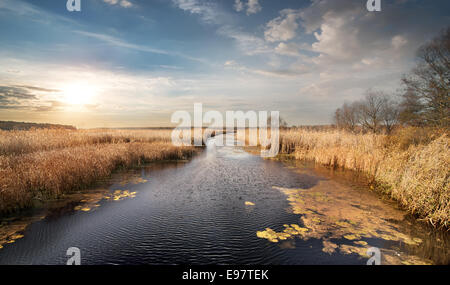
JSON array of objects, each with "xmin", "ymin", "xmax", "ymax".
[{"xmin": 0, "ymin": 121, "xmax": 76, "ymax": 131}]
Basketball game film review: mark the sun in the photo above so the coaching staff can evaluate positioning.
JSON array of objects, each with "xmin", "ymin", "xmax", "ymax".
[{"xmin": 62, "ymin": 83, "xmax": 96, "ymax": 106}]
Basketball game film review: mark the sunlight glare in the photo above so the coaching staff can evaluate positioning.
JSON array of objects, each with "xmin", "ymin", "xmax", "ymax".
[{"xmin": 62, "ymin": 83, "xmax": 96, "ymax": 106}]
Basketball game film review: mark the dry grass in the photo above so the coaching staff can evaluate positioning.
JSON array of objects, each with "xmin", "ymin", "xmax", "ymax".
[
  {"xmin": 278, "ymin": 127, "xmax": 449, "ymax": 228},
  {"xmin": 0, "ymin": 129, "xmax": 174, "ymax": 156},
  {"xmin": 0, "ymin": 129, "xmax": 197, "ymax": 214}
]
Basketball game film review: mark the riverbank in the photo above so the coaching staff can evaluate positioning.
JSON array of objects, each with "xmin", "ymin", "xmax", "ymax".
[
  {"xmin": 278, "ymin": 127, "xmax": 449, "ymax": 228},
  {"xmin": 0, "ymin": 129, "xmax": 199, "ymax": 214}
]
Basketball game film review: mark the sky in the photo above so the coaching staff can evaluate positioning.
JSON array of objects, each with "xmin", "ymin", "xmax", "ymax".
[{"xmin": 0, "ymin": 0, "xmax": 449, "ymax": 128}]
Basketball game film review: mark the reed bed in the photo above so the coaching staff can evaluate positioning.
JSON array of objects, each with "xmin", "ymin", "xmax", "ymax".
[
  {"xmin": 0, "ymin": 129, "xmax": 197, "ymax": 214},
  {"xmin": 0, "ymin": 129, "xmax": 174, "ymax": 156},
  {"xmin": 278, "ymin": 128, "xmax": 449, "ymax": 228}
]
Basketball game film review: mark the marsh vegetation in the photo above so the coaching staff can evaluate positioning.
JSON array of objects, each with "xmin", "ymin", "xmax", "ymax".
[{"xmin": 0, "ymin": 129, "xmax": 198, "ymax": 214}]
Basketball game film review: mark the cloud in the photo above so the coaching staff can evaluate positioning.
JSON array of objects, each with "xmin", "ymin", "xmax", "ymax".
[
  {"xmin": 0, "ymin": 85, "xmax": 60, "ymax": 110},
  {"xmin": 0, "ymin": 56, "xmax": 290, "ymax": 119},
  {"xmin": 15, "ymin": 85, "xmax": 60, "ymax": 93},
  {"xmin": 103, "ymin": 0, "xmax": 134, "ymax": 8},
  {"xmin": 233, "ymin": 0, "xmax": 244, "ymax": 12},
  {"xmin": 0, "ymin": 86, "xmax": 37, "ymax": 100},
  {"xmin": 218, "ymin": 26, "xmax": 270, "ymax": 55},
  {"xmin": 264, "ymin": 9, "xmax": 301, "ymax": 42},
  {"xmin": 224, "ymin": 60, "xmax": 304, "ymax": 78},
  {"xmin": 0, "ymin": 0, "xmax": 80, "ymax": 26},
  {"xmin": 391, "ymin": 35, "xmax": 408, "ymax": 50},
  {"xmin": 119, "ymin": 0, "xmax": 133, "ymax": 8},
  {"xmin": 234, "ymin": 0, "xmax": 261, "ymax": 15},
  {"xmin": 74, "ymin": 30, "xmax": 205, "ymax": 62},
  {"xmin": 247, "ymin": 0, "xmax": 262, "ymax": 15},
  {"xmin": 75, "ymin": 30, "xmax": 170, "ymax": 55},
  {"xmin": 274, "ymin": 42, "xmax": 301, "ymax": 57},
  {"xmin": 172, "ymin": 0, "xmax": 266, "ymax": 56},
  {"xmin": 298, "ymin": 0, "xmax": 449, "ymax": 66},
  {"xmin": 172, "ymin": 0, "xmax": 220, "ymax": 24},
  {"xmin": 34, "ymin": 101, "xmax": 69, "ymax": 112},
  {"xmin": 255, "ymin": 0, "xmax": 450, "ymax": 115}
]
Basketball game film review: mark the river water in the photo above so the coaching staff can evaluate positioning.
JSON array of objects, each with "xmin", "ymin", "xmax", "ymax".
[{"xmin": 0, "ymin": 134, "xmax": 448, "ymax": 265}]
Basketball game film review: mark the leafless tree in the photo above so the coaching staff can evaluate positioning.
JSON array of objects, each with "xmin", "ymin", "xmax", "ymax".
[
  {"xmin": 398, "ymin": 87, "xmax": 425, "ymax": 126},
  {"xmin": 356, "ymin": 91, "xmax": 387, "ymax": 133},
  {"xmin": 267, "ymin": 115, "xmax": 289, "ymax": 129},
  {"xmin": 402, "ymin": 27, "xmax": 450, "ymax": 128},
  {"xmin": 334, "ymin": 102, "xmax": 359, "ymax": 132},
  {"xmin": 380, "ymin": 96, "xmax": 400, "ymax": 134},
  {"xmin": 335, "ymin": 90, "xmax": 400, "ymax": 134}
]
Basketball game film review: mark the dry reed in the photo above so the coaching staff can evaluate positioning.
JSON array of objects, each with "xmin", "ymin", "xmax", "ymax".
[
  {"xmin": 0, "ymin": 129, "xmax": 197, "ymax": 214},
  {"xmin": 278, "ymin": 128, "xmax": 449, "ymax": 227}
]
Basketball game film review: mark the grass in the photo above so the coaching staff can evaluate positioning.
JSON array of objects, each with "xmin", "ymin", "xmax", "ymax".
[
  {"xmin": 277, "ymin": 127, "xmax": 449, "ymax": 228},
  {"xmin": 0, "ymin": 129, "xmax": 198, "ymax": 214}
]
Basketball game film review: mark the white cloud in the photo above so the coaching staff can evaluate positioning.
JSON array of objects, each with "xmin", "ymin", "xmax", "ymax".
[
  {"xmin": 233, "ymin": 0, "xmax": 262, "ymax": 15},
  {"xmin": 172, "ymin": 0, "xmax": 220, "ymax": 24},
  {"xmin": 274, "ymin": 42, "xmax": 301, "ymax": 57},
  {"xmin": 172, "ymin": 0, "xmax": 267, "ymax": 56},
  {"xmin": 264, "ymin": 9, "xmax": 301, "ymax": 42},
  {"xmin": 103, "ymin": 0, "xmax": 134, "ymax": 8},
  {"xmin": 224, "ymin": 59, "xmax": 305, "ymax": 78},
  {"xmin": 74, "ymin": 30, "xmax": 205, "ymax": 63},
  {"xmin": 233, "ymin": 0, "xmax": 244, "ymax": 12},
  {"xmin": 246, "ymin": 0, "xmax": 262, "ymax": 15},
  {"xmin": 311, "ymin": 15, "xmax": 361, "ymax": 62},
  {"xmin": 120, "ymin": 0, "xmax": 133, "ymax": 8},
  {"xmin": 217, "ymin": 26, "xmax": 270, "ymax": 55},
  {"xmin": 297, "ymin": 0, "xmax": 448, "ymax": 67}
]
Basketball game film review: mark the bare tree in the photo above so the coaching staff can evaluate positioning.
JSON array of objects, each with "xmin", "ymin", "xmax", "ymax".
[
  {"xmin": 334, "ymin": 102, "xmax": 359, "ymax": 132},
  {"xmin": 402, "ymin": 27, "xmax": 450, "ymax": 128},
  {"xmin": 399, "ymin": 87, "xmax": 425, "ymax": 126},
  {"xmin": 380, "ymin": 96, "xmax": 400, "ymax": 134},
  {"xmin": 267, "ymin": 115, "xmax": 289, "ymax": 129},
  {"xmin": 357, "ymin": 91, "xmax": 386, "ymax": 133},
  {"xmin": 342, "ymin": 90, "xmax": 400, "ymax": 134}
]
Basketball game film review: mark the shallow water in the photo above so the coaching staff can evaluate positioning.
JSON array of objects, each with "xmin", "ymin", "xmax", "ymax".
[{"xmin": 0, "ymin": 134, "xmax": 448, "ymax": 265}]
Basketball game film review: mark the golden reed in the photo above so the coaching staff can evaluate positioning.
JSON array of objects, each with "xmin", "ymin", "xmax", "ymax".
[
  {"xmin": 279, "ymin": 127, "xmax": 449, "ymax": 228},
  {"xmin": 0, "ymin": 129, "xmax": 197, "ymax": 214}
]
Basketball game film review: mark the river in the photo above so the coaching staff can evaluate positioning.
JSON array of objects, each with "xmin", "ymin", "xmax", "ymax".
[{"xmin": 0, "ymin": 134, "xmax": 448, "ymax": 265}]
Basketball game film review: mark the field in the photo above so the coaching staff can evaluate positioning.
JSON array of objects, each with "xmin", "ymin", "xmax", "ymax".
[
  {"xmin": 0, "ymin": 129, "xmax": 198, "ymax": 214},
  {"xmin": 278, "ymin": 127, "xmax": 450, "ymax": 228}
]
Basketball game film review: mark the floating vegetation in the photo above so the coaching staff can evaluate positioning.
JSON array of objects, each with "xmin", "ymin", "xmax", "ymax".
[
  {"xmin": 339, "ymin": 244, "xmax": 369, "ymax": 258},
  {"xmin": 120, "ymin": 176, "xmax": 148, "ymax": 186},
  {"xmin": 0, "ymin": 215, "xmax": 44, "ymax": 250},
  {"xmin": 322, "ymin": 240, "xmax": 338, "ymax": 254},
  {"xmin": 245, "ymin": 201, "xmax": 255, "ymax": 206},
  {"xmin": 354, "ymin": 240, "xmax": 368, "ymax": 246},
  {"xmin": 256, "ymin": 224, "xmax": 308, "ymax": 243},
  {"xmin": 265, "ymin": 173, "xmax": 439, "ymax": 264},
  {"xmin": 0, "ymin": 189, "xmax": 113, "ymax": 250},
  {"xmin": 104, "ymin": 190, "xmax": 137, "ymax": 202},
  {"xmin": 71, "ymin": 189, "xmax": 137, "ymax": 214},
  {"xmin": 0, "ymin": 186, "xmax": 139, "ymax": 251},
  {"xmin": 343, "ymin": 234, "xmax": 360, "ymax": 240},
  {"xmin": 72, "ymin": 191, "xmax": 107, "ymax": 213}
]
